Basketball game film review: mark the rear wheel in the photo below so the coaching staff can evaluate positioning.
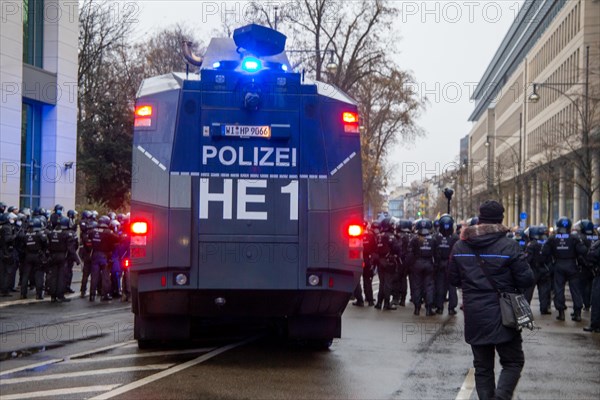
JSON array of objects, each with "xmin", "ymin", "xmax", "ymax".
[{"xmin": 307, "ymin": 338, "xmax": 333, "ymax": 350}]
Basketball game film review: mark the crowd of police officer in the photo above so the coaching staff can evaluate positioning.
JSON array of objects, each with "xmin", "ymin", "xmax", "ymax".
[
  {"xmin": 353, "ymin": 213, "xmax": 600, "ymax": 333},
  {"xmin": 0, "ymin": 202, "xmax": 130, "ymax": 303}
]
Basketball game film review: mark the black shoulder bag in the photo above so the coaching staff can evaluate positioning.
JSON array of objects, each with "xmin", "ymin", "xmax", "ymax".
[{"xmin": 474, "ymin": 252, "xmax": 535, "ymax": 331}]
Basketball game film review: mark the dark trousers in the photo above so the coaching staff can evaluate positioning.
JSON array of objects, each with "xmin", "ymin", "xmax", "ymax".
[
  {"xmin": 20, "ymin": 255, "xmax": 44, "ymax": 297},
  {"xmin": 376, "ymin": 263, "xmax": 395, "ymax": 306},
  {"xmin": 553, "ymin": 263, "xmax": 582, "ymax": 311},
  {"xmin": 392, "ymin": 264, "xmax": 407, "ymax": 304},
  {"xmin": 471, "ymin": 335, "xmax": 525, "ymax": 400},
  {"xmin": 524, "ymin": 269, "xmax": 552, "ymax": 312},
  {"xmin": 362, "ymin": 260, "xmax": 374, "ymax": 303},
  {"xmin": 48, "ymin": 254, "xmax": 67, "ymax": 299},
  {"xmin": 410, "ymin": 260, "xmax": 434, "ymax": 307},
  {"xmin": 590, "ymin": 275, "xmax": 600, "ymax": 329},
  {"xmin": 434, "ymin": 264, "xmax": 448, "ymax": 310},
  {"xmin": 578, "ymin": 268, "xmax": 594, "ymax": 309},
  {"xmin": 91, "ymin": 252, "xmax": 110, "ymax": 297},
  {"xmin": 0, "ymin": 256, "xmax": 16, "ymax": 295},
  {"xmin": 448, "ymin": 284, "xmax": 458, "ymax": 310},
  {"xmin": 80, "ymin": 255, "xmax": 92, "ymax": 294}
]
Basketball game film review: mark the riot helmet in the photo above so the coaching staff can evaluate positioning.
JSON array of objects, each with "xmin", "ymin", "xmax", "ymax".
[
  {"xmin": 81, "ymin": 210, "xmax": 92, "ymax": 220},
  {"xmin": 7, "ymin": 212, "xmax": 18, "ymax": 224},
  {"xmin": 117, "ymin": 213, "xmax": 125, "ymax": 223},
  {"xmin": 98, "ymin": 216, "xmax": 111, "ymax": 228},
  {"xmin": 109, "ymin": 219, "xmax": 121, "ymax": 233},
  {"xmin": 91, "ymin": 210, "xmax": 99, "ymax": 220},
  {"xmin": 371, "ymin": 221, "xmax": 381, "ymax": 233},
  {"xmin": 31, "ymin": 217, "xmax": 43, "ymax": 231},
  {"xmin": 438, "ymin": 214, "xmax": 455, "ymax": 236},
  {"xmin": 8, "ymin": 206, "xmax": 18, "ymax": 214},
  {"xmin": 0, "ymin": 202, "xmax": 6, "ymax": 213},
  {"xmin": 573, "ymin": 219, "xmax": 594, "ymax": 235},
  {"xmin": 32, "ymin": 207, "xmax": 42, "ymax": 216},
  {"xmin": 379, "ymin": 217, "xmax": 395, "ymax": 233},
  {"xmin": 513, "ymin": 228, "xmax": 525, "ymax": 241},
  {"xmin": 556, "ymin": 217, "xmax": 572, "ymax": 234},
  {"xmin": 108, "ymin": 212, "xmax": 117, "ymax": 221},
  {"xmin": 67, "ymin": 209, "xmax": 77, "ymax": 219},
  {"xmin": 54, "ymin": 204, "xmax": 64, "ymax": 215},
  {"xmin": 22, "ymin": 208, "xmax": 31, "ymax": 219},
  {"xmin": 397, "ymin": 219, "xmax": 412, "ymax": 233},
  {"xmin": 466, "ymin": 216, "xmax": 479, "ymax": 226},
  {"xmin": 414, "ymin": 218, "xmax": 433, "ymax": 236}
]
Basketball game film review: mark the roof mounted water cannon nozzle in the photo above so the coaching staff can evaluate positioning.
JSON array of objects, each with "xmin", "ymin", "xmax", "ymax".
[{"xmin": 233, "ymin": 24, "xmax": 287, "ymax": 57}]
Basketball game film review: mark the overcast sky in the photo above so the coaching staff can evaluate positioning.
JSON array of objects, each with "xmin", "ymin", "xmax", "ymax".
[{"xmin": 126, "ymin": 0, "xmax": 523, "ymax": 189}]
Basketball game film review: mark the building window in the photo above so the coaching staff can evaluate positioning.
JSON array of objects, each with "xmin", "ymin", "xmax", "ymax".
[
  {"xmin": 23, "ymin": 0, "xmax": 44, "ymax": 68},
  {"xmin": 20, "ymin": 102, "xmax": 42, "ymax": 208}
]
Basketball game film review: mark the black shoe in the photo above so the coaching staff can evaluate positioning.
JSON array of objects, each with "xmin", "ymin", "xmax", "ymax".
[
  {"xmin": 436, "ymin": 308, "xmax": 443, "ymax": 315},
  {"xmin": 426, "ymin": 306, "xmax": 435, "ymax": 316},
  {"xmin": 583, "ymin": 307, "xmax": 590, "ymax": 312},
  {"xmin": 57, "ymin": 297, "xmax": 71, "ymax": 303},
  {"xmin": 80, "ymin": 291, "xmax": 86, "ymax": 298},
  {"xmin": 572, "ymin": 309, "xmax": 582, "ymax": 322},
  {"xmin": 51, "ymin": 297, "xmax": 58, "ymax": 303},
  {"xmin": 384, "ymin": 304, "xmax": 397, "ymax": 310},
  {"xmin": 20, "ymin": 295, "xmax": 27, "ymax": 300},
  {"xmin": 89, "ymin": 295, "xmax": 96, "ymax": 302},
  {"xmin": 367, "ymin": 301, "xmax": 375, "ymax": 307},
  {"xmin": 9, "ymin": 288, "xmax": 18, "ymax": 293},
  {"xmin": 374, "ymin": 303, "xmax": 382, "ymax": 310},
  {"xmin": 101, "ymin": 295, "xmax": 112, "ymax": 301},
  {"xmin": 540, "ymin": 309, "xmax": 551, "ymax": 315},
  {"xmin": 414, "ymin": 305, "xmax": 421, "ymax": 316},
  {"xmin": 583, "ymin": 326, "xmax": 600, "ymax": 333},
  {"xmin": 36, "ymin": 294, "xmax": 43, "ymax": 300},
  {"xmin": 448, "ymin": 308, "xmax": 457, "ymax": 315},
  {"xmin": 352, "ymin": 301, "xmax": 365, "ymax": 307},
  {"xmin": 557, "ymin": 310, "xmax": 565, "ymax": 321},
  {"xmin": 65, "ymin": 288, "xmax": 75, "ymax": 294}
]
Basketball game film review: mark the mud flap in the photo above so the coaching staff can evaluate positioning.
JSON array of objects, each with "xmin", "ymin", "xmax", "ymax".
[{"xmin": 287, "ymin": 315, "xmax": 341, "ymax": 340}]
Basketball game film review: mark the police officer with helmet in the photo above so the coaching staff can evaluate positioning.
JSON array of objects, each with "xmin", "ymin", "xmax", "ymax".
[
  {"xmin": 407, "ymin": 218, "xmax": 438, "ymax": 316},
  {"xmin": 583, "ymin": 226, "xmax": 600, "ymax": 333},
  {"xmin": 49, "ymin": 204, "xmax": 64, "ymax": 230},
  {"xmin": 392, "ymin": 219, "xmax": 412, "ymax": 307},
  {"xmin": 89, "ymin": 216, "xmax": 119, "ymax": 301},
  {"xmin": 573, "ymin": 219, "xmax": 597, "ymax": 312},
  {"xmin": 434, "ymin": 214, "xmax": 459, "ymax": 315},
  {"xmin": 374, "ymin": 217, "xmax": 399, "ymax": 310},
  {"xmin": 353, "ymin": 221, "xmax": 376, "ymax": 307},
  {"xmin": 542, "ymin": 217, "xmax": 587, "ymax": 321},
  {"xmin": 46, "ymin": 217, "xmax": 76, "ymax": 302},
  {"xmin": 0, "ymin": 212, "xmax": 17, "ymax": 297},
  {"xmin": 524, "ymin": 225, "xmax": 552, "ymax": 314},
  {"xmin": 18, "ymin": 218, "xmax": 48, "ymax": 299}
]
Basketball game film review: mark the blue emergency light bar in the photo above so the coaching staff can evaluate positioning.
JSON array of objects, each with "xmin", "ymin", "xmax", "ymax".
[{"xmin": 241, "ymin": 57, "xmax": 262, "ymax": 73}]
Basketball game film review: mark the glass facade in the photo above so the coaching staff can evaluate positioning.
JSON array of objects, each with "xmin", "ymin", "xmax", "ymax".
[
  {"xmin": 20, "ymin": 102, "xmax": 43, "ymax": 208},
  {"xmin": 23, "ymin": 0, "xmax": 44, "ymax": 68}
]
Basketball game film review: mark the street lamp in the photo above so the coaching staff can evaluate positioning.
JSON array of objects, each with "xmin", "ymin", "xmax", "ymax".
[{"xmin": 528, "ymin": 45, "xmax": 591, "ymax": 218}]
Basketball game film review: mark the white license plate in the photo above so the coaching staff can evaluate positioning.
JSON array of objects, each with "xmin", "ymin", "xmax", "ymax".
[{"xmin": 223, "ymin": 125, "xmax": 271, "ymax": 138}]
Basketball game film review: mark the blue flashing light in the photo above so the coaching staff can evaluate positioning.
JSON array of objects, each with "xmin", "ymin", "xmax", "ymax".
[
  {"xmin": 281, "ymin": 64, "xmax": 288, "ymax": 72},
  {"xmin": 212, "ymin": 61, "xmax": 221, "ymax": 68},
  {"xmin": 241, "ymin": 57, "xmax": 262, "ymax": 73}
]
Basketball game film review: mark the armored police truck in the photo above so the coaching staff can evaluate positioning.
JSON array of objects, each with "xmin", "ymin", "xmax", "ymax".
[{"xmin": 129, "ymin": 24, "xmax": 363, "ymax": 348}]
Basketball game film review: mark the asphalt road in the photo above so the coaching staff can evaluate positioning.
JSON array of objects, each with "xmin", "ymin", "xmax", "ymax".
[{"xmin": 1, "ymin": 279, "xmax": 599, "ymax": 400}]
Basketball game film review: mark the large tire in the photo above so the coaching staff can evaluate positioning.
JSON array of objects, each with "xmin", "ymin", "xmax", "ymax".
[
  {"xmin": 137, "ymin": 339, "xmax": 160, "ymax": 350},
  {"xmin": 307, "ymin": 338, "xmax": 333, "ymax": 350}
]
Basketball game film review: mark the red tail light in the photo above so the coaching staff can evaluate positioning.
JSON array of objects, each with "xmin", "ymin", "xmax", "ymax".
[
  {"xmin": 131, "ymin": 221, "xmax": 148, "ymax": 235},
  {"xmin": 348, "ymin": 224, "xmax": 363, "ymax": 237},
  {"xmin": 122, "ymin": 258, "xmax": 130, "ymax": 269},
  {"xmin": 134, "ymin": 105, "xmax": 153, "ymax": 127},
  {"xmin": 342, "ymin": 112, "xmax": 358, "ymax": 123}
]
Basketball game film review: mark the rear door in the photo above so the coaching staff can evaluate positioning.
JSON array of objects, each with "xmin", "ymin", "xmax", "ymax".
[{"xmin": 195, "ymin": 85, "xmax": 301, "ymax": 290}]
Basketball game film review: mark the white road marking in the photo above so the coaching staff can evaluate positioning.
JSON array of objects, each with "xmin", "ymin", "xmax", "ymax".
[
  {"xmin": 455, "ymin": 368, "xmax": 475, "ymax": 400},
  {"xmin": 1, "ymin": 384, "xmax": 121, "ymax": 400},
  {"xmin": 90, "ymin": 336, "xmax": 259, "ymax": 400},
  {"xmin": 0, "ymin": 364, "xmax": 174, "ymax": 385},
  {"xmin": 68, "ymin": 347, "xmax": 215, "ymax": 363},
  {"xmin": 0, "ymin": 341, "xmax": 136, "ymax": 377}
]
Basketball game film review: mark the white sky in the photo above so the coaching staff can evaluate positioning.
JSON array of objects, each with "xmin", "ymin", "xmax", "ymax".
[{"xmin": 124, "ymin": 0, "xmax": 523, "ymax": 188}]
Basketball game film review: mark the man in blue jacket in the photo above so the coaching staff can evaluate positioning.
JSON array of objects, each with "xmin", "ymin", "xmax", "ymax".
[{"xmin": 449, "ymin": 200, "xmax": 534, "ymax": 400}]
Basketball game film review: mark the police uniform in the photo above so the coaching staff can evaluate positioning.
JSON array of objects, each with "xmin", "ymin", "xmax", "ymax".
[
  {"xmin": 524, "ymin": 234, "xmax": 551, "ymax": 313},
  {"xmin": 391, "ymin": 231, "xmax": 410, "ymax": 306},
  {"xmin": 47, "ymin": 226, "xmax": 76, "ymax": 301},
  {"xmin": 375, "ymin": 226, "xmax": 398, "ymax": 310},
  {"xmin": 407, "ymin": 230, "xmax": 438, "ymax": 315},
  {"xmin": 90, "ymin": 223, "xmax": 119, "ymax": 301},
  {"xmin": 434, "ymin": 232, "xmax": 459, "ymax": 314},
  {"xmin": 542, "ymin": 228, "xmax": 588, "ymax": 321},
  {"xmin": 578, "ymin": 232, "xmax": 598, "ymax": 311},
  {"xmin": 79, "ymin": 222, "xmax": 93, "ymax": 297},
  {"xmin": 353, "ymin": 227, "xmax": 376, "ymax": 306},
  {"xmin": 0, "ymin": 218, "xmax": 16, "ymax": 296},
  {"xmin": 19, "ymin": 227, "xmax": 48, "ymax": 299}
]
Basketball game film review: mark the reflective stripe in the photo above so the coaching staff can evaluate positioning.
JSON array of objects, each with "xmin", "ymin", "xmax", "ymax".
[{"xmin": 453, "ymin": 254, "xmax": 510, "ymax": 259}]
